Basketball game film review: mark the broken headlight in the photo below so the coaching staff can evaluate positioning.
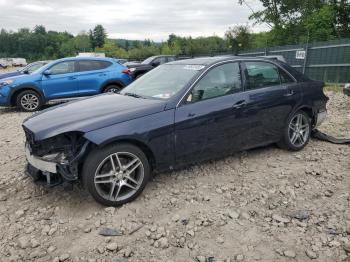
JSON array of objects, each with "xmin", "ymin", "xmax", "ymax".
[{"xmin": 41, "ymin": 152, "xmax": 69, "ymax": 165}]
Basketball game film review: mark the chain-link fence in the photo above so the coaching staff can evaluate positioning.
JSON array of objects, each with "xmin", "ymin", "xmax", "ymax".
[{"xmin": 237, "ymin": 38, "xmax": 350, "ymax": 83}]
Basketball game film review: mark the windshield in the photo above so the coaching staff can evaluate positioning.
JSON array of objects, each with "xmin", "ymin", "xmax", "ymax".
[
  {"xmin": 120, "ymin": 64, "xmax": 204, "ymax": 100},
  {"xmin": 31, "ymin": 61, "xmax": 55, "ymax": 75},
  {"xmin": 141, "ymin": 56, "xmax": 156, "ymax": 64}
]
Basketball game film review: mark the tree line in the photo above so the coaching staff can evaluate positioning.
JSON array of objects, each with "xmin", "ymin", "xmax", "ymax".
[{"xmin": 0, "ymin": 0, "xmax": 349, "ymax": 62}]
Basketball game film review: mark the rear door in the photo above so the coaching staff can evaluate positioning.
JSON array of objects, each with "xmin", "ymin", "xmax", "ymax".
[
  {"xmin": 41, "ymin": 61, "xmax": 78, "ymax": 99},
  {"xmin": 77, "ymin": 60, "xmax": 113, "ymax": 95},
  {"xmin": 239, "ymin": 60, "xmax": 301, "ymax": 148}
]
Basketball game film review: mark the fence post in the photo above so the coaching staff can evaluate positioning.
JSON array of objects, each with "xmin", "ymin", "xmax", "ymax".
[
  {"xmin": 302, "ymin": 31, "xmax": 310, "ymax": 74},
  {"xmin": 265, "ymin": 39, "xmax": 268, "ymax": 56}
]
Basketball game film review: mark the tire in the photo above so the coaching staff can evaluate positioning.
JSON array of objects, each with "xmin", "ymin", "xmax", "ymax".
[
  {"xmin": 82, "ymin": 143, "xmax": 151, "ymax": 206},
  {"xmin": 103, "ymin": 85, "xmax": 122, "ymax": 94},
  {"xmin": 16, "ymin": 90, "xmax": 43, "ymax": 112},
  {"xmin": 278, "ymin": 110, "xmax": 311, "ymax": 151},
  {"xmin": 136, "ymin": 74, "xmax": 144, "ymax": 79}
]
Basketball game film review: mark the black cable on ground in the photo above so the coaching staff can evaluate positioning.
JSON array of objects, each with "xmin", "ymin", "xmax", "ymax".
[{"xmin": 312, "ymin": 129, "xmax": 350, "ymax": 144}]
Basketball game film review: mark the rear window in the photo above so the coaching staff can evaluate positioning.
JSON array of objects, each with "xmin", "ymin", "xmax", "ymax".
[
  {"xmin": 78, "ymin": 60, "xmax": 112, "ymax": 72},
  {"xmin": 245, "ymin": 61, "xmax": 281, "ymax": 89}
]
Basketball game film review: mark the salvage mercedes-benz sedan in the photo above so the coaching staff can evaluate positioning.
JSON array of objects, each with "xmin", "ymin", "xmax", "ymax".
[{"xmin": 23, "ymin": 56, "xmax": 328, "ymax": 206}]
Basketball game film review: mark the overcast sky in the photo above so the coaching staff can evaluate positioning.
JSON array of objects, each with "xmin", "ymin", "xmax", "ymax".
[{"xmin": 0, "ymin": 0, "xmax": 268, "ymax": 41}]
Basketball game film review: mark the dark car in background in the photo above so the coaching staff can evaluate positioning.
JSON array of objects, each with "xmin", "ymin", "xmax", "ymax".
[
  {"xmin": 116, "ymin": 59, "xmax": 128, "ymax": 65},
  {"xmin": 127, "ymin": 55, "xmax": 189, "ymax": 79},
  {"xmin": 22, "ymin": 56, "xmax": 328, "ymax": 206},
  {"xmin": 0, "ymin": 61, "xmax": 50, "ymax": 80}
]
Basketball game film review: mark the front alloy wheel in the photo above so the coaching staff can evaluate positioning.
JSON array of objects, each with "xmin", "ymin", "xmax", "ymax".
[
  {"xmin": 16, "ymin": 90, "xmax": 43, "ymax": 112},
  {"xmin": 83, "ymin": 143, "xmax": 150, "ymax": 206}
]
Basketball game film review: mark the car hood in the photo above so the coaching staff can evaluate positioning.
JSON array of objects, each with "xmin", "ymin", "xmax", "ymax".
[
  {"xmin": 2, "ymin": 73, "xmax": 37, "ymax": 83},
  {"xmin": 23, "ymin": 93, "xmax": 167, "ymax": 141},
  {"xmin": 0, "ymin": 71, "xmax": 22, "ymax": 80}
]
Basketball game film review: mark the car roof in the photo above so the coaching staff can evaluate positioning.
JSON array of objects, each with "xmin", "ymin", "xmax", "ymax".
[
  {"xmin": 30, "ymin": 60, "xmax": 51, "ymax": 64},
  {"xmin": 53, "ymin": 57, "xmax": 115, "ymax": 63},
  {"xmin": 147, "ymin": 55, "xmax": 175, "ymax": 59},
  {"xmin": 168, "ymin": 55, "xmax": 282, "ymax": 66}
]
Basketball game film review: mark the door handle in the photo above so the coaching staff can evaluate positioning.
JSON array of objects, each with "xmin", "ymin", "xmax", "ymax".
[
  {"xmin": 232, "ymin": 100, "xmax": 247, "ymax": 109},
  {"xmin": 187, "ymin": 113, "xmax": 196, "ymax": 118},
  {"xmin": 284, "ymin": 90, "xmax": 295, "ymax": 97},
  {"xmin": 68, "ymin": 76, "xmax": 77, "ymax": 80}
]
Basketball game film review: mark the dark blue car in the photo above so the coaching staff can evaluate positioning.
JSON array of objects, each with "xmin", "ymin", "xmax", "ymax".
[
  {"xmin": 22, "ymin": 56, "xmax": 328, "ymax": 206},
  {"xmin": 0, "ymin": 61, "xmax": 51, "ymax": 80},
  {"xmin": 0, "ymin": 57, "xmax": 132, "ymax": 111}
]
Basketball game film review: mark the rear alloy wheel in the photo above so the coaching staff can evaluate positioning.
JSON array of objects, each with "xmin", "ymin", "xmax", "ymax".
[
  {"xmin": 83, "ymin": 143, "xmax": 150, "ymax": 206},
  {"xmin": 278, "ymin": 111, "xmax": 311, "ymax": 151},
  {"xmin": 103, "ymin": 85, "xmax": 121, "ymax": 94},
  {"xmin": 16, "ymin": 90, "xmax": 43, "ymax": 112}
]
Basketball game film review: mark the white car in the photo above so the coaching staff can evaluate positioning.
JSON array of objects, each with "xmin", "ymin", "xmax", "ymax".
[
  {"xmin": 0, "ymin": 58, "xmax": 12, "ymax": 68},
  {"xmin": 12, "ymin": 58, "xmax": 27, "ymax": 67}
]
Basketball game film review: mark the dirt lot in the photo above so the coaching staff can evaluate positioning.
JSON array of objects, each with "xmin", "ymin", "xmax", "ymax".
[{"xmin": 0, "ymin": 86, "xmax": 349, "ymax": 261}]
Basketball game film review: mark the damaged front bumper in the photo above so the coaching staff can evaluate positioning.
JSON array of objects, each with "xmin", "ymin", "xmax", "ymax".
[
  {"xmin": 24, "ymin": 140, "xmax": 89, "ymax": 187},
  {"xmin": 26, "ymin": 145, "xmax": 57, "ymax": 173}
]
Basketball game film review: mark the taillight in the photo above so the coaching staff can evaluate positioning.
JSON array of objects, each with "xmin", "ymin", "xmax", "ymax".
[{"xmin": 122, "ymin": 69, "xmax": 130, "ymax": 75}]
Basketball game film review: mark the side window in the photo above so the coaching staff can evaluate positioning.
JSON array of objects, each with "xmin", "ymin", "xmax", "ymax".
[
  {"xmin": 50, "ymin": 62, "xmax": 75, "ymax": 75},
  {"xmin": 154, "ymin": 57, "xmax": 167, "ymax": 65},
  {"xmin": 244, "ymin": 61, "xmax": 280, "ymax": 90},
  {"xmin": 27, "ymin": 63, "xmax": 43, "ymax": 73},
  {"xmin": 167, "ymin": 57, "xmax": 176, "ymax": 62},
  {"xmin": 98, "ymin": 61, "xmax": 112, "ymax": 69},
  {"xmin": 78, "ymin": 60, "xmax": 112, "ymax": 72},
  {"xmin": 279, "ymin": 69, "xmax": 295, "ymax": 84},
  {"xmin": 187, "ymin": 63, "xmax": 242, "ymax": 103}
]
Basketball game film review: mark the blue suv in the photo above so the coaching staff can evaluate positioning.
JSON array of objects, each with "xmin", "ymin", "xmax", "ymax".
[{"xmin": 0, "ymin": 57, "xmax": 132, "ymax": 111}]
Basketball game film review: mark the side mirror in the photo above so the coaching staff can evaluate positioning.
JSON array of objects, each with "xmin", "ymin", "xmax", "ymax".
[
  {"xmin": 43, "ymin": 70, "xmax": 51, "ymax": 76},
  {"xmin": 186, "ymin": 89, "xmax": 204, "ymax": 103},
  {"xmin": 151, "ymin": 61, "xmax": 160, "ymax": 67},
  {"xmin": 23, "ymin": 70, "xmax": 29, "ymax": 74}
]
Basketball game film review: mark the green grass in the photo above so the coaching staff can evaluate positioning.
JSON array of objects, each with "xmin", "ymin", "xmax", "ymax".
[{"xmin": 324, "ymin": 83, "xmax": 343, "ymax": 93}]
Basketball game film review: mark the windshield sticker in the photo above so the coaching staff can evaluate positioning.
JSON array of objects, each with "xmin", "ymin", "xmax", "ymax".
[
  {"xmin": 183, "ymin": 65, "xmax": 205, "ymax": 71},
  {"xmin": 153, "ymin": 93, "xmax": 172, "ymax": 99}
]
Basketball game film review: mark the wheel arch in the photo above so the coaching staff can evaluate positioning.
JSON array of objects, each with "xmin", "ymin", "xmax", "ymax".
[
  {"xmin": 10, "ymin": 86, "xmax": 45, "ymax": 106},
  {"xmin": 100, "ymin": 80, "xmax": 125, "ymax": 93},
  {"xmin": 295, "ymin": 106, "xmax": 316, "ymax": 126},
  {"xmin": 89, "ymin": 137, "xmax": 157, "ymax": 172}
]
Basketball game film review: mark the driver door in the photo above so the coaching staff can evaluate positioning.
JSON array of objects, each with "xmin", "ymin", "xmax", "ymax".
[{"xmin": 174, "ymin": 62, "xmax": 249, "ymax": 164}]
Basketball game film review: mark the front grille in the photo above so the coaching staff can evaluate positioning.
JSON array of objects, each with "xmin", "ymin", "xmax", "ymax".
[{"xmin": 23, "ymin": 126, "xmax": 36, "ymax": 153}]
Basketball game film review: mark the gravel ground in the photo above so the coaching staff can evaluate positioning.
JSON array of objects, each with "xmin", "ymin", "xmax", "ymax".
[{"xmin": 0, "ymin": 88, "xmax": 349, "ymax": 262}]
